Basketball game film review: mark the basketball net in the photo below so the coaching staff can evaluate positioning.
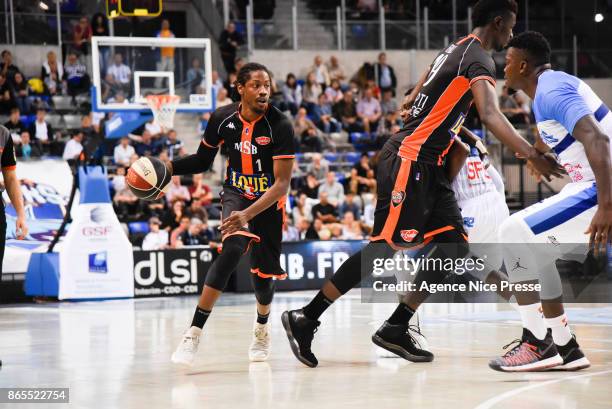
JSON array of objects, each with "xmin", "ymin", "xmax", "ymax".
[{"xmin": 146, "ymin": 94, "xmax": 180, "ymax": 131}]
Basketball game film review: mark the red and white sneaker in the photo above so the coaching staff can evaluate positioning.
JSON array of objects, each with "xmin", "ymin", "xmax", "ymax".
[{"xmin": 489, "ymin": 328, "xmax": 563, "ymax": 372}]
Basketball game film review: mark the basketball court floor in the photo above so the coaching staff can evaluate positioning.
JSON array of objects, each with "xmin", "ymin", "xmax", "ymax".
[{"xmin": 1, "ymin": 291, "xmax": 611, "ymax": 409}]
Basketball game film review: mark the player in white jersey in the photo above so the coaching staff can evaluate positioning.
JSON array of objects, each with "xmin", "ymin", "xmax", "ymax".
[{"xmin": 489, "ymin": 31, "xmax": 611, "ymax": 372}]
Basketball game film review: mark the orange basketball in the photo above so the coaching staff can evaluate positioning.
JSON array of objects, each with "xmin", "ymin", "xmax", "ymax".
[{"xmin": 126, "ymin": 156, "xmax": 171, "ymax": 200}]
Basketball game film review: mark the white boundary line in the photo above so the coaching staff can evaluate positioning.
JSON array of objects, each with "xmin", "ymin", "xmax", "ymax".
[{"xmin": 474, "ymin": 369, "xmax": 612, "ymax": 409}]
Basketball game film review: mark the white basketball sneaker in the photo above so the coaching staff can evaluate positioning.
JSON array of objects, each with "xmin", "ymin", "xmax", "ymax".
[
  {"xmin": 171, "ymin": 326, "xmax": 201, "ymax": 366},
  {"xmin": 249, "ymin": 321, "xmax": 271, "ymax": 362}
]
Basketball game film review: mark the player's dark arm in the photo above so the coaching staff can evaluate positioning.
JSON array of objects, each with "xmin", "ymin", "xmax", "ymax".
[
  {"xmin": 572, "ymin": 115, "xmax": 612, "ymax": 251},
  {"xmin": 459, "ymin": 126, "xmax": 488, "ymax": 157},
  {"xmin": 445, "ymin": 136, "xmax": 470, "ymax": 182},
  {"xmin": 471, "ymin": 80, "xmax": 565, "ymax": 181},
  {"xmin": 166, "ymin": 142, "xmax": 218, "ymax": 176},
  {"xmin": 220, "ymin": 158, "xmax": 293, "ymax": 236}
]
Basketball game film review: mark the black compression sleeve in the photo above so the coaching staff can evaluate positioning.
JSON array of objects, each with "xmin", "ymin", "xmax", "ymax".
[{"xmin": 171, "ymin": 143, "xmax": 218, "ymax": 175}]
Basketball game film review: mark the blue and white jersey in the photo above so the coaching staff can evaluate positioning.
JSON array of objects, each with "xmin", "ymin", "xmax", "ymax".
[{"xmin": 533, "ymin": 70, "xmax": 612, "ymax": 183}]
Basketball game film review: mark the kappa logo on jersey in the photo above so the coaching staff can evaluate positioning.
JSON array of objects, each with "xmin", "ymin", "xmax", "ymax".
[
  {"xmin": 255, "ymin": 136, "xmax": 271, "ymax": 146},
  {"xmin": 234, "ymin": 141, "xmax": 258, "ymax": 154},
  {"xmin": 463, "ymin": 217, "xmax": 475, "ymax": 228},
  {"xmin": 226, "ymin": 122, "xmax": 236, "ymax": 130},
  {"xmin": 391, "ymin": 190, "xmax": 405, "ymax": 206},
  {"xmin": 540, "ymin": 130, "xmax": 559, "ymax": 144},
  {"xmin": 400, "ymin": 229, "xmax": 418, "ymax": 242}
]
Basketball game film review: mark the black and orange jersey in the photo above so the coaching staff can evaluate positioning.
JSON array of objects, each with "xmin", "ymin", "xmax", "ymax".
[
  {"xmin": 0, "ymin": 125, "xmax": 16, "ymax": 172},
  {"xmin": 202, "ymin": 102, "xmax": 295, "ymax": 199},
  {"xmin": 387, "ymin": 34, "xmax": 496, "ymax": 165}
]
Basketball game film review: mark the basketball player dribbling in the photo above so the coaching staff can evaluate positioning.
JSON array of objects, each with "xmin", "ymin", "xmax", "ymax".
[
  {"xmin": 281, "ymin": 0, "xmax": 565, "ymax": 368},
  {"xmin": 166, "ymin": 63, "xmax": 295, "ymax": 365}
]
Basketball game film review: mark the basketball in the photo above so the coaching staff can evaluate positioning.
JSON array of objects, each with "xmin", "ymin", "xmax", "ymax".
[{"xmin": 126, "ymin": 156, "xmax": 171, "ymax": 200}]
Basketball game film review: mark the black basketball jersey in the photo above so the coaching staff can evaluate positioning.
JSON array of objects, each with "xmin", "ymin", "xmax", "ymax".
[
  {"xmin": 387, "ymin": 34, "xmax": 496, "ymax": 165},
  {"xmin": 202, "ymin": 102, "xmax": 295, "ymax": 199}
]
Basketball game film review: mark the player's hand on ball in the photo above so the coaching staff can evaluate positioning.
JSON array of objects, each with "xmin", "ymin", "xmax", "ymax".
[
  {"xmin": 220, "ymin": 211, "xmax": 249, "ymax": 236},
  {"xmin": 585, "ymin": 206, "xmax": 612, "ymax": 256}
]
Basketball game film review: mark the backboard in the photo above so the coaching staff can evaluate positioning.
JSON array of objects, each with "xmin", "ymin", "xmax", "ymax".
[{"xmin": 91, "ymin": 36, "xmax": 214, "ymax": 113}]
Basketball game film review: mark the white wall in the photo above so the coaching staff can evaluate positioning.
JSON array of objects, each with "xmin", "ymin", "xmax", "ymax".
[{"xmin": 252, "ymin": 49, "xmax": 612, "ymax": 107}]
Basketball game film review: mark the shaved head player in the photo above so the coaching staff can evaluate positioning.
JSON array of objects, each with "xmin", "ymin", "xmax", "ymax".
[{"xmin": 167, "ymin": 63, "xmax": 295, "ymax": 365}]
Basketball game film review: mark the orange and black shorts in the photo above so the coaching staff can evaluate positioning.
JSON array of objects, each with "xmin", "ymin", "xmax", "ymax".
[
  {"xmin": 221, "ymin": 187, "xmax": 287, "ymax": 279},
  {"xmin": 370, "ymin": 147, "xmax": 467, "ymax": 249}
]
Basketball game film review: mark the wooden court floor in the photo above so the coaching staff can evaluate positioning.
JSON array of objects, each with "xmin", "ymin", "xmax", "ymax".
[{"xmin": 1, "ymin": 291, "xmax": 611, "ymax": 409}]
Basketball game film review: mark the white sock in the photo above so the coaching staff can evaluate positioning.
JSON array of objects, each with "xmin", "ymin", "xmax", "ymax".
[
  {"xmin": 545, "ymin": 314, "xmax": 572, "ymax": 346},
  {"xmin": 518, "ymin": 303, "xmax": 546, "ymax": 340},
  {"xmin": 188, "ymin": 326, "xmax": 202, "ymax": 336}
]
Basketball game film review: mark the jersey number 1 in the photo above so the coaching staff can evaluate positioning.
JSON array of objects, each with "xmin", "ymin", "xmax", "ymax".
[{"xmin": 255, "ymin": 158, "xmax": 262, "ymax": 172}]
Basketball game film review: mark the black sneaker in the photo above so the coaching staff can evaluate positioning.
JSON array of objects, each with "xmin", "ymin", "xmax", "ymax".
[
  {"xmin": 489, "ymin": 328, "xmax": 563, "ymax": 372},
  {"xmin": 549, "ymin": 336, "xmax": 590, "ymax": 371},
  {"xmin": 281, "ymin": 309, "xmax": 320, "ymax": 368},
  {"xmin": 371, "ymin": 321, "xmax": 434, "ymax": 362}
]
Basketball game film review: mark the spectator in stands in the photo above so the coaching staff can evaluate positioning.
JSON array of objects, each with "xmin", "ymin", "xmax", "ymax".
[
  {"xmin": 187, "ymin": 57, "xmax": 206, "ymax": 94},
  {"xmin": 312, "ymin": 191, "xmax": 338, "ymax": 223},
  {"xmin": 113, "ymin": 174, "xmax": 142, "ymax": 221},
  {"xmin": 282, "ymin": 221, "xmax": 300, "ymax": 241},
  {"xmin": 350, "ymin": 152, "xmax": 376, "ymax": 194},
  {"xmin": 41, "ymin": 51, "xmax": 64, "ymax": 96},
  {"xmin": 499, "ymin": 84, "xmax": 527, "ymax": 125},
  {"xmin": 348, "ymin": 79, "xmax": 361, "ymax": 98},
  {"xmin": 15, "ymin": 132, "xmax": 41, "ymax": 159},
  {"xmin": 132, "ymin": 130, "xmax": 159, "ymax": 156},
  {"xmin": 81, "ymin": 113, "xmax": 97, "ymax": 141},
  {"xmin": 338, "ymin": 191, "xmax": 361, "ymax": 219},
  {"xmin": 169, "ymin": 216, "xmax": 190, "ymax": 248},
  {"xmin": 225, "ymin": 71, "xmax": 239, "ymax": 102},
  {"xmin": 72, "ymin": 17, "xmax": 92, "ymax": 55},
  {"xmin": 62, "ymin": 131, "xmax": 84, "ymax": 161},
  {"xmin": 155, "ymin": 19, "xmax": 175, "ymax": 89},
  {"xmin": 186, "ymin": 197, "xmax": 208, "ymax": 223},
  {"xmin": 282, "ymin": 73, "xmax": 302, "ymax": 116},
  {"xmin": 114, "ymin": 136, "xmax": 135, "ymax": 166},
  {"xmin": 166, "ymin": 176, "xmax": 191, "ymax": 204},
  {"xmin": 302, "ymin": 72, "xmax": 322, "ymax": 114},
  {"xmin": 141, "ymin": 217, "xmax": 168, "ymax": 250},
  {"xmin": 177, "ymin": 218, "xmax": 209, "ymax": 246},
  {"xmin": 299, "ymin": 172, "xmax": 320, "ymax": 199},
  {"xmin": 12, "ymin": 73, "xmax": 29, "ymax": 114},
  {"xmin": 306, "ymin": 218, "xmax": 326, "ymax": 240},
  {"xmin": 306, "ymin": 153, "xmax": 329, "ymax": 183},
  {"xmin": 211, "ymin": 70, "xmax": 224, "ymax": 96},
  {"xmin": 64, "ymin": 52, "xmax": 90, "ymax": 97},
  {"xmin": 340, "ymin": 211, "xmax": 364, "ymax": 239},
  {"xmin": 327, "ymin": 56, "xmax": 347, "ymax": 84},
  {"xmin": 189, "ymin": 173, "xmax": 213, "ymax": 204},
  {"xmin": 357, "ymin": 87, "xmax": 382, "ymax": 134},
  {"xmin": 292, "ymin": 193, "xmax": 312, "ymax": 223},
  {"xmin": 333, "ymin": 90, "xmax": 363, "ymax": 133},
  {"xmin": 162, "ymin": 199, "xmax": 186, "ymax": 231},
  {"xmin": 4, "ymin": 108, "xmax": 25, "ymax": 138},
  {"xmin": 234, "ymin": 57, "xmax": 245, "ymax": 74},
  {"xmin": 312, "ymin": 93, "xmax": 341, "ymax": 134},
  {"xmin": 310, "ymin": 55, "xmax": 330, "ymax": 88},
  {"xmin": 28, "ymin": 108, "xmax": 53, "ymax": 151},
  {"xmin": 163, "ymin": 129, "xmax": 185, "ymax": 160},
  {"xmin": 380, "ymin": 88, "xmax": 399, "ymax": 129},
  {"xmin": 362, "ymin": 196, "xmax": 375, "ymax": 228},
  {"xmin": 374, "ymin": 52, "xmax": 397, "ymax": 95},
  {"xmin": 294, "ymin": 107, "xmax": 323, "ymax": 152},
  {"xmin": 0, "ymin": 74, "xmax": 15, "ymax": 114},
  {"xmin": 111, "ymin": 166, "xmax": 126, "ymax": 193},
  {"xmin": 318, "ymin": 171, "xmax": 344, "ymax": 207},
  {"xmin": 296, "ymin": 217, "xmax": 311, "ymax": 240},
  {"xmin": 324, "ymin": 79, "xmax": 344, "ymax": 104},
  {"xmin": 105, "ymin": 53, "xmax": 131, "ymax": 98},
  {"xmin": 216, "ymin": 87, "xmax": 233, "ymax": 107},
  {"xmin": 92, "ymin": 13, "xmax": 109, "ymax": 36},
  {"xmin": 0, "ymin": 50, "xmax": 21, "ymax": 86},
  {"xmin": 219, "ymin": 22, "xmax": 243, "ymax": 74}
]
